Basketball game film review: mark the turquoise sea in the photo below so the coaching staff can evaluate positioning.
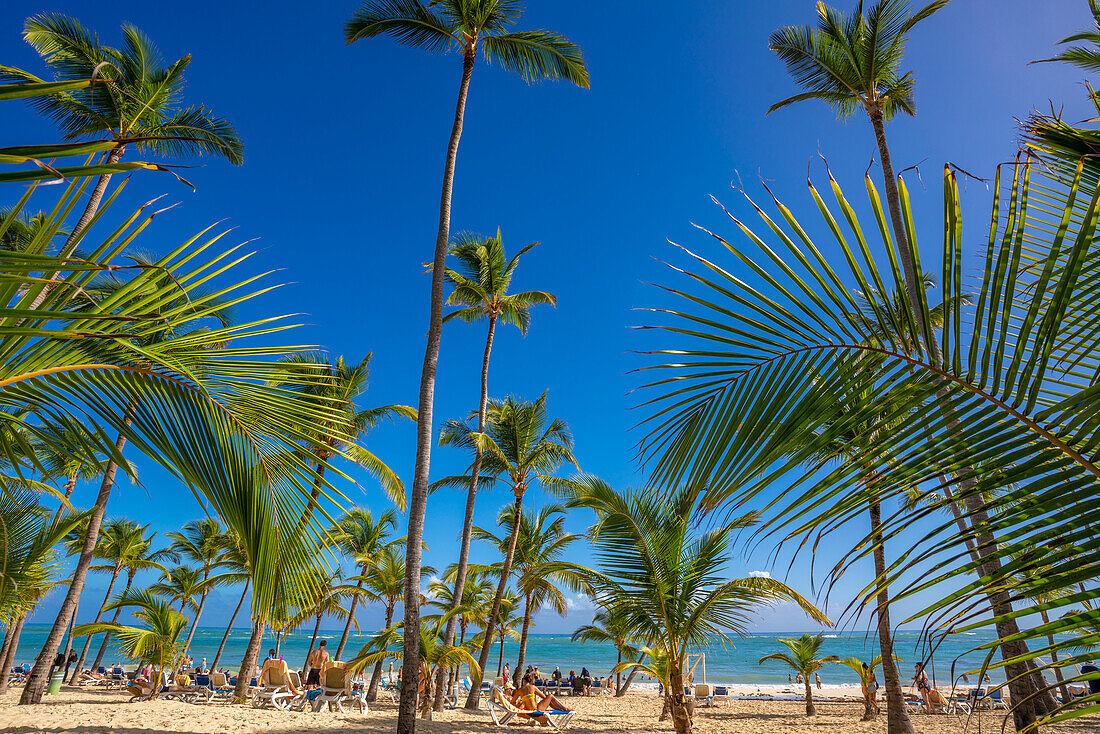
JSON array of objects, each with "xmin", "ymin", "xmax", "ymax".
[{"xmin": 8, "ymin": 625, "xmax": 1031, "ymax": 689}]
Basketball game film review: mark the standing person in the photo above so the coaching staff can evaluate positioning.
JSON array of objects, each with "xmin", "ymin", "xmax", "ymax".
[
  {"xmin": 502, "ymin": 662, "xmax": 510, "ymax": 685},
  {"xmin": 863, "ymin": 662, "xmax": 881, "ymax": 715},
  {"xmin": 387, "ymin": 661, "xmax": 395, "ymax": 685},
  {"xmin": 815, "ymin": 672, "xmax": 822, "ymax": 689},
  {"xmin": 552, "ymin": 667, "xmax": 562, "ymax": 684},
  {"xmin": 64, "ymin": 650, "xmax": 78, "ymax": 680},
  {"xmin": 788, "ymin": 673, "xmax": 793, "ymax": 684},
  {"xmin": 305, "ymin": 640, "xmax": 329, "ymax": 688}
]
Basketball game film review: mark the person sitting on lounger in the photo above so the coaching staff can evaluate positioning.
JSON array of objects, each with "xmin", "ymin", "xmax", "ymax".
[
  {"xmin": 259, "ymin": 658, "xmax": 301, "ymax": 696},
  {"xmin": 511, "ymin": 672, "xmax": 573, "ymax": 715}
]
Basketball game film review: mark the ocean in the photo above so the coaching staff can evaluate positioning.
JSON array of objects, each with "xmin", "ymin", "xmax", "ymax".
[{"xmin": 8, "ymin": 625, "xmax": 1032, "ymax": 689}]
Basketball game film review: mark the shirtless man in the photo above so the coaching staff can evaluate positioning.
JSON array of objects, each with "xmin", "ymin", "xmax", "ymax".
[{"xmin": 304, "ymin": 640, "xmax": 330, "ymax": 687}]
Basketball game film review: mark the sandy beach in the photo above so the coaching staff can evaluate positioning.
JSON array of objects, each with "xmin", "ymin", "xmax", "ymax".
[{"xmin": 3, "ymin": 685, "xmax": 1100, "ymax": 734}]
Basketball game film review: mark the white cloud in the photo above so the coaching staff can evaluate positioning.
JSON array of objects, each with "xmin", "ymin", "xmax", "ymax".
[
  {"xmin": 421, "ymin": 575, "xmax": 444, "ymax": 599},
  {"xmin": 748, "ymin": 570, "xmax": 771, "ymax": 578}
]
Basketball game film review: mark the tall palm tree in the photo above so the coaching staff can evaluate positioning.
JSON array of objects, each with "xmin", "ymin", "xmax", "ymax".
[
  {"xmin": 74, "ymin": 590, "xmax": 188, "ymax": 699},
  {"xmin": 63, "ymin": 518, "xmax": 136, "ymax": 680},
  {"xmin": 0, "ymin": 14, "xmax": 242, "ymax": 256},
  {"xmin": 437, "ymin": 392, "xmax": 577, "ymax": 707},
  {"xmin": 572, "ymin": 605, "xmax": 641, "ymax": 696},
  {"xmin": 291, "ymin": 569, "xmax": 356, "ymax": 677},
  {"xmin": 86, "ymin": 524, "xmax": 172, "ymax": 677},
  {"xmin": 331, "ymin": 507, "xmax": 399, "ymax": 660},
  {"xmin": 361, "ymin": 545, "xmax": 436, "ymax": 701},
  {"xmin": 350, "ymin": 616, "xmax": 479, "ymax": 721},
  {"xmin": 275, "ymin": 353, "xmax": 415, "ymax": 522},
  {"xmin": 343, "ymin": 6, "xmax": 587, "ymax": 725},
  {"xmin": 166, "ymin": 518, "xmax": 228, "ymax": 656},
  {"xmin": 430, "ymin": 229, "xmax": 555, "ymax": 709},
  {"xmin": 768, "ymin": 0, "xmax": 948, "ymax": 346},
  {"xmin": 19, "ymin": 254, "xmax": 233, "ymax": 704},
  {"xmin": 569, "ymin": 477, "xmax": 831, "ymax": 734},
  {"xmin": 759, "ymin": 634, "xmax": 839, "ymax": 715},
  {"xmin": 150, "ymin": 566, "xmax": 202, "ymax": 615},
  {"xmin": 207, "ymin": 532, "xmax": 249, "ymax": 673},
  {"xmin": 472, "ymin": 504, "xmax": 586, "ymax": 687}
]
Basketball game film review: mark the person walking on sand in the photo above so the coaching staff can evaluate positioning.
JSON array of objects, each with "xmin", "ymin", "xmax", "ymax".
[{"xmin": 305, "ymin": 640, "xmax": 329, "ymax": 687}]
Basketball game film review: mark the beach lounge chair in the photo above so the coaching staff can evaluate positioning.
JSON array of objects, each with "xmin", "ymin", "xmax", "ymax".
[
  {"xmin": 486, "ymin": 685, "xmax": 576, "ymax": 729},
  {"xmin": 250, "ymin": 660, "xmax": 304, "ymax": 710},
  {"xmin": 988, "ymin": 687, "xmax": 1009, "ymax": 710},
  {"xmin": 711, "ymin": 685, "xmax": 732, "ymax": 707},
  {"xmin": 694, "ymin": 684, "xmax": 714, "ymax": 706},
  {"xmin": 211, "ymin": 672, "xmax": 235, "ymax": 701},
  {"xmin": 312, "ymin": 662, "xmax": 367, "ymax": 713}
]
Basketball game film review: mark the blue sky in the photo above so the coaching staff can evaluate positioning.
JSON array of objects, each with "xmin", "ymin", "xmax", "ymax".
[{"xmin": 4, "ymin": 0, "xmax": 1094, "ymax": 635}]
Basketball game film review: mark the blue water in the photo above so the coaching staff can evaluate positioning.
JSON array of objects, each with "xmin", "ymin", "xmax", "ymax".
[{"xmin": 7, "ymin": 625, "xmax": 1029, "ymax": 688}]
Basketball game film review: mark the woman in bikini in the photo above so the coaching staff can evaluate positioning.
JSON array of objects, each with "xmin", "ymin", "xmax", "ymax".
[{"xmin": 511, "ymin": 672, "xmax": 572, "ymax": 716}]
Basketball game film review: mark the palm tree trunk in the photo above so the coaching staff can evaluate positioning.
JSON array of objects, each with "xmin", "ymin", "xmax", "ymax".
[
  {"xmin": 89, "ymin": 572, "xmax": 135, "ymax": 673},
  {"xmin": 435, "ymin": 315, "xmax": 497, "ymax": 711},
  {"xmin": 615, "ymin": 648, "xmax": 622, "ymax": 694},
  {"xmin": 870, "ymin": 109, "xmax": 1057, "ymax": 727},
  {"xmin": 514, "ymin": 590, "xmax": 533, "ymax": 688},
  {"xmin": 335, "ymin": 577, "xmax": 364, "ymax": 660},
  {"xmin": 303, "ymin": 613, "xmax": 322, "ymax": 676},
  {"xmin": 498, "ymin": 633, "xmax": 505, "ymax": 677},
  {"xmin": 0, "ymin": 614, "xmax": 26, "ymax": 694},
  {"xmin": 234, "ymin": 619, "xmax": 264, "ymax": 700},
  {"xmin": 20, "ymin": 420, "xmax": 129, "ymax": 705},
  {"xmin": 1041, "ymin": 608, "xmax": 1072, "ymax": 703},
  {"xmin": 30, "ymin": 146, "xmax": 126, "ymax": 311},
  {"xmin": 211, "ymin": 580, "xmax": 248, "ymax": 672},
  {"xmin": 367, "ymin": 606, "xmax": 396, "ymax": 702},
  {"xmin": 616, "ymin": 651, "xmax": 647, "ymax": 696},
  {"xmin": 402, "ymin": 48, "xmax": 477, "ymax": 734},
  {"xmin": 466, "ymin": 493, "xmax": 523, "ymax": 710},
  {"xmin": 181, "ymin": 588, "xmax": 210, "ymax": 656},
  {"xmin": 67, "ymin": 566, "xmax": 121, "ymax": 684},
  {"xmin": 804, "ymin": 677, "xmax": 816, "ymax": 716},
  {"xmin": 275, "ymin": 629, "xmax": 283, "ymax": 658},
  {"xmin": 668, "ymin": 663, "xmax": 691, "ymax": 734},
  {"xmin": 870, "ymin": 497, "xmax": 914, "ymax": 734}
]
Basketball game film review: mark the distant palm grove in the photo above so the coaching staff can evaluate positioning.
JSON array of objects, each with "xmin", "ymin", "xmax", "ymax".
[{"xmin": 3, "ymin": 2, "xmax": 1100, "ymax": 734}]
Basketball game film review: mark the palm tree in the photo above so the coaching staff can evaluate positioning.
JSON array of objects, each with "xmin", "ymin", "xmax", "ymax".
[
  {"xmin": 568, "ymin": 477, "xmax": 831, "ymax": 734},
  {"xmin": 63, "ymin": 518, "xmax": 137, "ymax": 681},
  {"xmin": 166, "ymin": 518, "xmax": 227, "ymax": 656},
  {"xmin": 343, "ymin": 5, "xmax": 587, "ymax": 725},
  {"xmin": 74, "ymin": 590, "xmax": 188, "ymax": 699},
  {"xmin": 0, "ymin": 14, "xmax": 242, "ymax": 256},
  {"xmin": 150, "ymin": 566, "xmax": 202, "ymax": 615},
  {"xmin": 838, "ymin": 655, "xmax": 887, "ymax": 721},
  {"xmin": 351, "ymin": 617, "xmax": 479, "ymax": 720},
  {"xmin": 572, "ymin": 605, "xmax": 641, "ymax": 696},
  {"xmin": 1035, "ymin": 0, "xmax": 1100, "ymax": 73},
  {"xmin": 18, "ymin": 254, "xmax": 232, "ymax": 704},
  {"xmin": 760, "ymin": 634, "xmax": 839, "ymax": 715},
  {"xmin": 207, "ymin": 532, "xmax": 250, "ymax": 673},
  {"xmin": 431, "ymin": 229, "xmax": 554, "ymax": 709},
  {"xmin": 361, "ymin": 546, "xmax": 436, "ymax": 701},
  {"xmin": 0, "ymin": 486, "xmax": 83, "ymax": 694},
  {"xmin": 331, "ymin": 507, "xmax": 399, "ymax": 660},
  {"xmin": 768, "ymin": 0, "xmax": 948, "ymax": 346},
  {"xmin": 635, "ymin": 160, "xmax": 1085, "ymax": 729},
  {"xmin": 291, "ymin": 569, "xmax": 355, "ymax": 677},
  {"xmin": 87, "ymin": 525, "xmax": 172, "ymax": 676},
  {"xmin": 471, "ymin": 504, "xmax": 587, "ymax": 687},
  {"xmin": 423, "ymin": 569, "xmax": 490, "ymax": 701},
  {"xmin": 437, "ymin": 393, "xmax": 578, "ymax": 705},
  {"xmin": 275, "ymin": 353, "xmax": 415, "ymax": 522}
]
